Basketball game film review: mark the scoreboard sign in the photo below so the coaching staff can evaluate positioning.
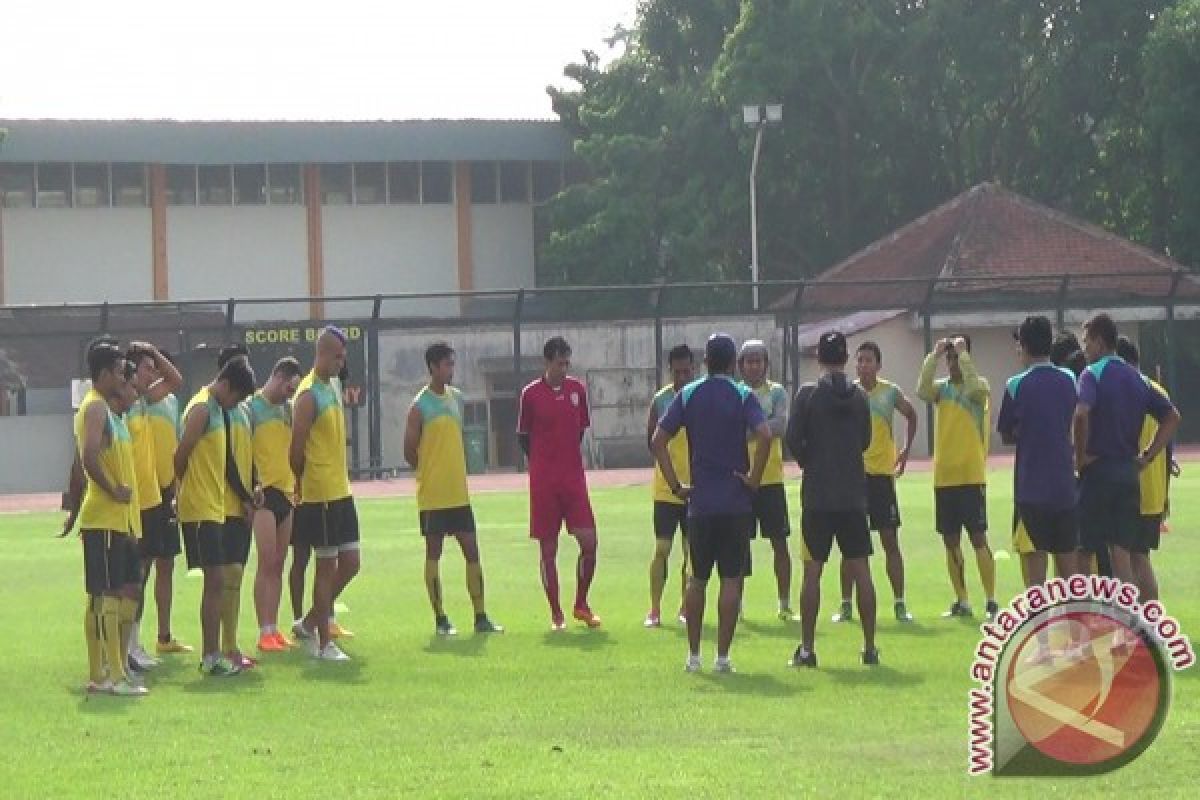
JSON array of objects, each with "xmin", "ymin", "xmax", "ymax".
[{"xmin": 240, "ymin": 323, "xmax": 368, "ymax": 407}]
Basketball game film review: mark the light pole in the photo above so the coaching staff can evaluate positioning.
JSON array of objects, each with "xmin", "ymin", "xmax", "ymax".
[{"xmin": 743, "ymin": 103, "xmax": 782, "ymax": 311}]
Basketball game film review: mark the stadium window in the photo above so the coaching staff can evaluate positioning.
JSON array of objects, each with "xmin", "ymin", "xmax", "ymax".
[
  {"xmin": 267, "ymin": 163, "xmax": 302, "ymax": 204},
  {"xmin": 532, "ymin": 161, "xmax": 563, "ymax": 204},
  {"xmin": 165, "ymin": 165, "xmax": 197, "ymax": 205},
  {"xmin": 353, "ymin": 162, "xmax": 386, "ymax": 205},
  {"xmin": 499, "ymin": 161, "xmax": 530, "ymax": 203},
  {"xmin": 0, "ymin": 164, "xmax": 35, "ymax": 208},
  {"xmin": 72, "ymin": 163, "xmax": 110, "ymax": 207},
  {"xmin": 233, "ymin": 164, "xmax": 266, "ymax": 205},
  {"xmin": 470, "ymin": 161, "xmax": 498, "ymax": 204},
  {"xmin": 198, "ymin": 165, "xmax": 233, "ymax": 205},
  {"xmin": 420, "ymin": 161, "xmax": 452, "ymax": 204},
  {"xmin": 321, "ymin": 164, "xmax": 352, "ymax": 205},
  {"xmin": 35, "ymin": 163, "xmax": 72, "ymax": 208},
  {"xmin": 387, "ymin": 162, "xmax": 419, "ymax": 204},
  {"xmin": 111, "ymin": 164, "xmax": 148, "ymax": 207}
]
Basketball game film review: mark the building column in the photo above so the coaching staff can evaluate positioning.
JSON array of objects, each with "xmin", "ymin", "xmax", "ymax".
[
  {"xmin": 454, "ymin": 162, "xmax": 474, "ymax": 294},
  {"xmin": 304, "ymin": 165, "xmax": 325, "ymax": 320},
  {"xmin": 150, "ymin": 164, "xmax": 169, "ymax": 301}
]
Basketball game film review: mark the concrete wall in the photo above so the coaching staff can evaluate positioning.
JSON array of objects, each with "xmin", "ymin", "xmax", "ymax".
[
  {"xmin": 471, "ymin": 205, "xmax": 535, "ymax": 290},
  {"xmin": 323, "ymin": 205, "xmax": 457, "ymax": 301},
  {"xmin": 0, "ymin": 414, "xmax": 74, "ymax": 494},
  {"xmin": 166, "ymin": 207, "xmax": 308, "ymax": 321},
  {"xmin": 2, "ymin": 209, "xmax": 152, "ymax": 303}
]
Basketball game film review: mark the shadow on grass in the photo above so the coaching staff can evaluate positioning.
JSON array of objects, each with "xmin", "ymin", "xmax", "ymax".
[
  {"xmin": 541, "ymin": 629, "xmax": 616, "ymax": 651},
  {"xmin": 423, "ymin": 633, "xmax": 491, "ymax": 658},
  {"xmin": 883, "ymin": 621, "xmax": 943, "ymax": 638},
  {"xmin": 692, "ymin": 671, "xmax": 805, "ymax": 697},
  {"xmin": 739, "ymin": 618, "xmax": 802, "ymax": 640},
  {"xmin": 300, "ymin": 659, "xmax": 368, "ymax": 685},
  {"xmin": 74, "ymin": 686, "xmax": 140, "ymax": 714},
  {"xmin": 180, "ymin": 669, "xmax": 268, "ymax": 694},
  {"xmin": 823, "ymin": 664, "xmax": 924, "ymax": 688}
]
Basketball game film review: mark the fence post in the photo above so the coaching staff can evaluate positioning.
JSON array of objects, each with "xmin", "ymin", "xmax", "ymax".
[
  {"xmin": 367, "ymin": 295, "xmax": 383, "ymax": 470},
  {"xmin": 1165, "ymin": 271, "xmax": 1182, "ymax": 398},
  {"xmin": 513, "ymin": 288, "xmax": 525, "ymax": 472},
  {"xmin": 653, "ymin": 286, "xmax": 665, "ymax": 384},
  {"xmin": 99, "ymin": 302, "xmax": 110, "ymax": 335},
  {"xmin": 923, "ymin": 310, "xmax": 935, "ymax": 457},
  {"xmin": 1055, "ymin": 276, "xmax": 1070, "ymax": 330},
  {"xmin": 787, "ymin": 282, "xmax": 807, "ymax": 396},
  {"xmin": 224, "ymin": 299, "xmax": 236, "ymax": 343}
]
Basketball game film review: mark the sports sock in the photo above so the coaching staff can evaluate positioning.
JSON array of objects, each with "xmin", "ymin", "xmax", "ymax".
[
  {"xmin": 424, "ymin": 560, "xmax": 445, "ymax": 616},
  {"xmin": 945, "ymin": 547, "xmax": 968, "ymax": 604},
  {"xmin": 100, "ymin": 596, "xmax": 127, "ymax": 682},
  {"xmin": 974, "ymin": 545, "xmax": 996, "ymax": 602},
  {"xmin": 85, "ymin": 596, "xmax": 105, "ymax": 683},
  {"xmin": 575, "ymin": 546, "xmax": 597, "ymax": 610},
  {"xmin": 894, "ymin": 596, "xmax": 906, "ymax": 605},
  {"xmin": 118, "ymin": 597, "xmax": 138, "ymax": 663},
  {"xmin": 220, "ymin": 564, "xmax": 244, "ymax": 653},
  {"xmin": 465, "ymin": 561, "xmax": 485, "ymax": 616}
]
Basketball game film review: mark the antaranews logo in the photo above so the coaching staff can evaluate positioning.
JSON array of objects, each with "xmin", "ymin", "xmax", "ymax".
[{"xmin": 967, "ymin": 575, "xmax": 1194, "ymax": 776}]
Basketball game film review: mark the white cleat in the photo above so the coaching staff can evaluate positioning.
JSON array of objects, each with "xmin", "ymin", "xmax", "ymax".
[
  {"xmin": 684, "ymin": 654, "xmax": 702, "ymax": 673},
  {"xmin": 292, "ymin": 620, "xmax": 315, "ymax": 641},
  {"xmin": 130, "ymin": 647, "xmax": 159, "ymax": 671},
  {"xmin": 713, "ymin": 657, "xmax": 735, "ymax": 674},
  {"xmin": 316, "ymin": 642, "xmax": 351, "ymax": 662}
]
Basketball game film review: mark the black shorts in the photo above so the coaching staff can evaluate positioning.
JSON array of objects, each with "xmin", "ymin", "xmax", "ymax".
[
  {"xmin": 82, "ymin": 530, "xmax": 143, "ymax": 594},
  {"xmin": 1078, "ymin": 470, "xmax": 1140, "ymax": 553},
  {"xmin": 688, "ymin": 514, "xmax": 751, "ymax": 581},
  {"xmin": 223, "ymin": 516, "xmax": 253, "ymax": 566},
  {"xmin": 139, "ymin": 493, "xmax": 182, "ymax": 559},
  {"xmin": 1017, "ymin": 504, "xmax": 1078, "ymax": 555},
  {"xmin": 866, "ymin": 475, "xmax": 901, "ymax": 531},
  {"xmin": 935, "ymin": 485, "xmax": 988, "ymax": 537},
  {"xmin": 182, "ymin": 520, "xmax": 231, "ymax": 570},
  {"xmin": 750, "ymin": 483, "xmax": 790, "ymax": 539},
  {"xmin": 262, "ymin": 487, "xmax": 294, "ymax": 527},
  {"xmin": 1133, "ymin": 515, "xmax": 1162, "ymax": 555},
  {"xmin": 801, "ymin": 509, "xmax": 872, "ymax": 562},
  {"xmin": 653, "ymin": 501, "xmax": 688, "ymax": 540},
  {"xmin": 294, "ymin": 497, "xmax": 360, "ymax": 555},
  {"xmin": 420, "ymin": 505, "xmax": 477, "ymax": 536}
]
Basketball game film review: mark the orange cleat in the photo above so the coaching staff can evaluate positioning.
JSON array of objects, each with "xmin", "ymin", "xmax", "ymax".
[
  {"xmin": 329, "ymin": 621, "xmax": 355, "ymax": 640},
  {"xmin": 573, "ymin": 607, "xmax": 602, "ymax": 628},
  {"xmin": 257, "ymin": 633, "xmax": 288, "ymax": 653}
]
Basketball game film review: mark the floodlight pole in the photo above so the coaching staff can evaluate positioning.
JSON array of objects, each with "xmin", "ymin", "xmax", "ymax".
[{"xmin": 749, "ymin": 123, "xmax": 765, "ymax": 312}]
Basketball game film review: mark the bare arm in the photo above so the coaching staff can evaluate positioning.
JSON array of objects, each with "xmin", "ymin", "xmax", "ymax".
[
  {"xmin": 403, "ymin": 403, "xmax": 422, "ymax": 469},
  {"xmin": 1139, "ymin": 408, "xmax": 1181, "ymax": 469},
  {"xmin": 59, "ymin": 452, "xmax": 86, "ymax": 537},
  {"xmin": 766, "ymin": 387, "xmax": 788, "ymax": 439},
  {"xmin": 82, "ymin": 401, "xmax": 129, "ymax": 503},
  {"xmin": 740, "ymin": 422, "xmax": 772, "ymax": 489},
  {"xmin": 651, "ymin": 426, "xmax": 688, "ymax": 500},
  {"xmin": 645, "ymin": 402, "xmax": 659, "ymax": 452},
  {"xmin": 132, "ymin": 342, "xmax": 183, "ymax": 404},
  {"xmin": 289, "ymin": 390, "xmax": 316, "ymax": 490},
  {"xmin": 916, "ymin": 350, "xmax": 941, "ymax": 403},
  {"xmin": 956, "ymin": 348, "xmax": 986, "ymax": 400},
  {"xmin": 895, "ymin": 389, "xmax": 919, "ymax": 475},
  {"xmin": 174, "ymin": 403, "xmax": 210, "ymax": 484}
]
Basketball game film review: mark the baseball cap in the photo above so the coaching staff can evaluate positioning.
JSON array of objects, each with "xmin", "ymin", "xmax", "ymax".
[
  {"xmin": 706, "ymin": 333, "xmax": 737, "ymax": 365},
  {"xmin": 817, "ymin": 331, "xmax": 848, "ymax": 365}
]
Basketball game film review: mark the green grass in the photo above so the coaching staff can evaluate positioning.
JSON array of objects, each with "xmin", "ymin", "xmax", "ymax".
[{"xmin": 3, "ymin": 469, "xmax": 1197, "ymax": 798}]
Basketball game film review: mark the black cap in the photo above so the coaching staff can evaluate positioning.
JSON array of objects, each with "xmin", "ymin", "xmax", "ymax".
[{"xmin": 817, "ymin": 331, "xmax": 848, "ymax": 365}]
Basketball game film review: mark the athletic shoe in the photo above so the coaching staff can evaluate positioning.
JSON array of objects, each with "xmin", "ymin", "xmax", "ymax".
[
  {"xmin": 832, "ymin": 601, "xmax": 854, "ymax": 623},
  {"xmin": 130, "ymin": 646, "xmax": 159, "ymax": 670},
  {"xmin": 125, "ymin": 669, "xmax": 145, "ymax": 689},
  {"xmin": 862, "ymin": 647, "xmax": 881, "ymax": 666},
  {"xmin": 199, "ymin": 657, "xmax": 242, "ymax": 677},
  {"xmin": 474, "ymin": 616, "xmax": 504, "ymax": 634},
  {"xmin": 258, "ymin": 633, "xmax": 288, "ymax": 653},
  {"xmin": 228, "ymin": 652, "xmax": 258, "ymax": 670},
  {"xmin": 273, "ymin": 632, "xmax": 297, "ymax": 649},
  {"xmin": 985, "ymin": 601, "xmax": 1000, "ymax": 621},
  {"xmin": 127, "ymin": 656, "xmax": 147, "ymax": 677},
  {"xmin": 789, "ymin": 646, "xmax": 818, "ymax": 668},
  {"xmin": 108, "ymin": 680, "xmax": 149, "ymax": 697},
  {"xmin": 435, "ymin": 616, "xmax": 457, "ymax": 636},
  {"xmin": 292, "ymin": 621, "xmax": 315, "ymax": 641},
  {"xmin": 894, "ymin": 602, "xmax": 914, "ymax": 623},
  {"xmin": 85, "ymin": 679, "xmax": 114, "ymax": 694},
  {"xmin": 156, "ymin": 638, "xmax": 194, "ymax": 655},
  {"xmin": 941, "ymin": 601, "xmax": 973, "ymax": 619},
  {"xmin": 778, "ymin": 607, "xmax": 800, "ymax": 623},
  {"xmin": 684, "ymin": 654, "xmax": 702, "ymax": 673},
  {"xmin": 713, "ymin": 657, "xmax": 736, "ymax": 674},
  {"xmin": 677, "ymin": 612, "xmax": 688, "ymax": 626},
  {"xmin": 573, "ymin": 607, "xmax": 602, "ymax": 628},
  {"xmin": 316, "ymin": 642, "xmax": 351, "ymax": 662},
  {"xmin": 643, "ymin": 612, "xmax": 661, "ymax": 628},
  {"xmin": 305, "ymin": 636, "xmax": 321, "ymax": 658},
  {"xmin": 329, "ymin": 621, "xmax": 355, "ymax": 639}
]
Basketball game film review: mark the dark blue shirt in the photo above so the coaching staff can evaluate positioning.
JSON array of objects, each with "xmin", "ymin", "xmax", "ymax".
[
  {"xmin": 1078, "ymin": 355, "xmax": 1174, "ymax": 478},
  {"xmin": 997, "ymin": 363, "xmax": 1078, "ymax": 509},
  {"xmin": 659, "ymin": 375, "xmax": 766, "ymax": 517}
]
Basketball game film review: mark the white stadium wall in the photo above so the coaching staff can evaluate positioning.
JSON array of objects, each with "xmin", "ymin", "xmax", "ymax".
[
  {"xmin": 470, "ymin": 205, "xmax": 536, "ymax": 290},
  {"xmin": 322, "ymin": 206, "xmax": 458, "ymax": 303}
]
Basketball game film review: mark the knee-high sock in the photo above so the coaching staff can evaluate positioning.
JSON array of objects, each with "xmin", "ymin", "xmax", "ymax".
[
  {"xmin": 85, "ymin": 596, "xmax": 105, "ymax": 683},
  {"xmin": 100, "ymin": 596, "xmax": 127, "ymax": 682},
  {"xmin": 465, "ymin": 562, "xmax": 485, "ymax": 615},
  {"xmin": 220, "ymin": 564, "xmax": 244, "ymax": 653},
  {"xmin": 679, "ymin": 537, "xmax": 691, "ymax": 609},
  {"xmin": 119, "ymin": 597, "xmax": 138, "ymax": 663},
  {"xmin": 425, "ymin": 560, "xmax": 445, "ymax": 616},
  {"xmin": 575, "ymin": 541, "xmax": 597, "ymax": 610},
  {"xmin": 649, "ymin": 538, "xmax": 671, "ymax": 613},
  {"xmin": 974, "ymin": 545, "xmax": 996, "ymax": 601},
  {"xmin": 946, "ymin": 547, "xmax": 968, "ymax": 604},
  {"xmin": 538, "ymin": 539, "xmax": 562, "ymax": 619}
]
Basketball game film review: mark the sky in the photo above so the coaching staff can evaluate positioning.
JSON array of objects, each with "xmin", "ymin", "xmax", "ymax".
[{"xmin": 0, "ymin": 0, "xmax": 638, "ymax": 120}]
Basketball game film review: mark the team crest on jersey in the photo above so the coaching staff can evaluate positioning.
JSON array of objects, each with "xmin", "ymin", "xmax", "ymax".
[{"xmin": 571, "ymin": 393, "xmax": 580, "ymax": 407}]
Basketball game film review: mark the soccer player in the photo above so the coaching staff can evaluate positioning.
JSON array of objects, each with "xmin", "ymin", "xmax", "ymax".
[
  {"xmin": 75, "ymin": 341, "xmax": 147, "ymax": 696},
  {"xmin": 145, "ymin": 351, "xmax": 192, "ymax": 655},
  {"xmin": 1075, "ymin": 314, "xmax": 1179, "ymax": 589},
  {"xmin": 217, "ymin": 346, "xmax": 262, "ymax": 670},
  {"xmin": 176, "ymin": 356, "xmax": 257, "ymax": 676},
  {"xmin": 997, "ymin": 317, "xmax": 1081, "ymax": 589},
  {"xmin": 786, "ymin": 332, "xmax": 877, "ymax": 668},
  {"xmin": 652, "ymin": 334, "xmax": 770, "ymax": 673},
  {"xmin": 404, "ymin": 342, "xmax": 504, "ymax": 636},
  {"xmin": 917, "ymin": 335, "xmax": 997, "ymax": 620},
  {"xmin": 644, "ymin": 344, "xmax": 694, "ymax": 628},
  {"xmin": 124, "ymin": 342, "xmax": 184, "ymax": 671},
  {"xmin": 292, "ymin": 327, "xmax": 361, "ymax": 661},
  {"xmin": 737, "ymin": 340, "xmax": 796, "ymax": 621},
  {"xmin": 518, "ymin": 337, "xmax": 601, "ymax": 630},
  {"xmin": 836, "ymin": 341, "xmax": 918, "ymax": 624},
  {"xmin": 249, "ymin": 356, "xmax": 303, "ymax": 652}
]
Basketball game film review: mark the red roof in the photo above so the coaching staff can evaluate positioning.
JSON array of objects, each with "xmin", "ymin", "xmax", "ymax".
[{"xmin": 779, "ymin": 182, "xmax": 1200, "ymax": 315}]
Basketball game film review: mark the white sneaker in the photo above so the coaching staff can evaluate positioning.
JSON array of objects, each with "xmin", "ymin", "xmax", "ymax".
[
  {"xmin": 292, "ymin": 620, "xmax": 315, "ymax": 640},
  {"xmin": 713, "ymin": 657, "xmax": 735, "ymax": 674},
  {"xmin": 109, "ymin": 680, "xmax": 149, "ymax": 697},
  {"xmin": 130, "ymin": 647, "xmax": 159, "ymax": 671},
  {"xmin": 316, "ymin": 642, "xmax": 350, "ymax": 662},
  {"xmin": 684, "ymin": 654, "xmax": 702, "ymax": 673}
]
